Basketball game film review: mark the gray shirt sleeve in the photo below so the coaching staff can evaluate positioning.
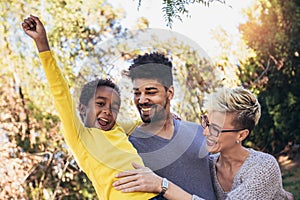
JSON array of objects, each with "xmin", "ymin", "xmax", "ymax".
[{"xmin": 192, "ymin": 195, "xmax": 206, "ymax": 200}]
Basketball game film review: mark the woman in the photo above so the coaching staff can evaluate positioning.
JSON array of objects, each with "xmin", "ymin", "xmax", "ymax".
[{"xmin": 113, "ymin": 87, "xmax": 293, "ymax": 200}]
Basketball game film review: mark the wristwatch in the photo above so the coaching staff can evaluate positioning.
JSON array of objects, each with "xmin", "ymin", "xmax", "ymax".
[{"xmin": 159, "ymin": 178, "xmax": 169, "ymax": 197}]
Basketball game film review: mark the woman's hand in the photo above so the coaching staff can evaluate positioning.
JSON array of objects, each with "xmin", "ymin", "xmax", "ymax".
[
  {"xmin": 286, "ymin": 191, "xmax": 294, "ymax": 200},
  {"xmin": 113, "ymin": 162, "xmax": 162, "ymax": 193}
]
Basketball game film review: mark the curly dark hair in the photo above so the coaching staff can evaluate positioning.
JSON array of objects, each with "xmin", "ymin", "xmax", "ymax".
[
  {"xmin": 79, "ymin": 79, "xmax": 121, "ymax": 106},
  {"xmin": 128, "ymin": 52, "xmax": 173, "ymax": 88}
]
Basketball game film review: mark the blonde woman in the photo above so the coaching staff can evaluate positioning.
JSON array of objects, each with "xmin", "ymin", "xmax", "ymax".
[{"xmin": 114, "ymin": 87, "xmax": 293, "ymax": 200}]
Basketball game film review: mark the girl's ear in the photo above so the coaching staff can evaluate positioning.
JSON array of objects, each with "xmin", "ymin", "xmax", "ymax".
[{"xmin": 79, "ymin": 103, "xmax": 87, "ymax": 121}]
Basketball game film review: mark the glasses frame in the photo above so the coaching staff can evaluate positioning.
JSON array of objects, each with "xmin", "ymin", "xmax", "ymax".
[{"xmin": 200, "ymin": 114, "xmax": 245, "ymax": 137}]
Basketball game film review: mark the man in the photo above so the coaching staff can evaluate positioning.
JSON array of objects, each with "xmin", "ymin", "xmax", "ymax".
[
  {"xmin": 123, "ymin": 53, "xmax": 216, "ymax": 199},
  {"xmin": 22, "ymin": 15, "xmax": 157, "ymax": 200}
]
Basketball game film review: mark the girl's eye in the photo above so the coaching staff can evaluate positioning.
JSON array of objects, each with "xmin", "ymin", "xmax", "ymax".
[
  {"xmin": 111, "ymin": 107, "xmax": 119, "ymax": 112},
  {"xmin": 97, "ymin": 102, "xmax": 105, "ymax": 106}
]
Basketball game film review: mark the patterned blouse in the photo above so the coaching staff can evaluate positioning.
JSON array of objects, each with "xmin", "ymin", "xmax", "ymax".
[{"xmin": 193, "ymin": 148, "xmax": 290, "ymax": 200}]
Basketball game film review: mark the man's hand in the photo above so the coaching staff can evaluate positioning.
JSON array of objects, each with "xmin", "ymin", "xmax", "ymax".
[
  {"xmin": 22, "ymin": 15, "xmax": 50, "ymax": 52},
  {"xmin": 113, "ymin": 162, "xmax": 162, "ymax": 193}
]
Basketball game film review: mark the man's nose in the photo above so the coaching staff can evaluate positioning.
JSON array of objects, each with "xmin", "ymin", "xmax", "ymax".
[{"xmin": 138, "ymin": 93, "xmax": 149, "ymax": 104}]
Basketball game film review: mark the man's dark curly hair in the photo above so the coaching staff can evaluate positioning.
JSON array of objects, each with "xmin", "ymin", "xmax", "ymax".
[
  {"xmin": 128, "ymin": 52, "xmax": 173, "ymax": 88},
  {"xmin": 79, "ymin": 79, "xmax": 121, "ymax": 106}
]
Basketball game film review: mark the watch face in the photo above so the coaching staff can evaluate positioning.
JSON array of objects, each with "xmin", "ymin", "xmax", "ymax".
[{"xmin": 162, "ymin": 178, "xmax": 168, "ymax": 189}]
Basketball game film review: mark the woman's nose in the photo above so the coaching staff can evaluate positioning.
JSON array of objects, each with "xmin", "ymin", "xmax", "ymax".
[{"xmin": 203, "ymin": 126, "xmax": 209, "ymax": 136}]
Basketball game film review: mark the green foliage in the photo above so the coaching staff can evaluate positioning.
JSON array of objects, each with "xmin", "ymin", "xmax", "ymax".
[
  {"xmin": 0, "ymin": 74, "xmax": 96, "ymax": 199},
  {"xmin": 137, "ymin": 0, "xmax": 218, "ymax": 27},
  {"xmin": 238, "ymin": 0, "xmax": 300, "ymax": 154},
  {"xmin": 282, "ymin": 167, "xmax": 300, "ymax": 200},
  {"xmin": 173, "ymin": 49, "xmax": 221, "ymax": 122}
]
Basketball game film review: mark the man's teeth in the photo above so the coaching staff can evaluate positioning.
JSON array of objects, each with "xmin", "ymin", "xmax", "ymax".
[{"xmin": 141, "ymin": 107, "xmax": 151, "ymax": 112}]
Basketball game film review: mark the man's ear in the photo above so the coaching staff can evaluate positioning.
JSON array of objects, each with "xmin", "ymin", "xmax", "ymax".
[
  {"xmin": 79, "ymin": 103, "xmax": 87, "ymax": 120},
  {"xmin": 167, "ymin": 85, "xmax": 174, "ymax": 100}
]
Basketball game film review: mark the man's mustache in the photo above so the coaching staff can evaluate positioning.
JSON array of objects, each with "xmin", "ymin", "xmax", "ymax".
[{"xmin": 138, "ymin": 103, "xmax": 154, "ymax": 107}]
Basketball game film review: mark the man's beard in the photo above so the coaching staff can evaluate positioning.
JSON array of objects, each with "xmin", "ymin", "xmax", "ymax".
[{"xmin": 140, "ymin": 98, "xmax": 169, "ymax": 124}]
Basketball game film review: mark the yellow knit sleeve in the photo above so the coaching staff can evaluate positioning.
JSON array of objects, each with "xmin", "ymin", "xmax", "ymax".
[{"xmin": 117, "ymin": 118, "xmax": 142, "ymax": 136}]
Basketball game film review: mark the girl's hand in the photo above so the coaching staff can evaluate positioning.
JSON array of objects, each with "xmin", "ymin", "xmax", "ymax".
[{"xmin": 22, "ymin": 15, "xmax": 49, "ymax": 52}]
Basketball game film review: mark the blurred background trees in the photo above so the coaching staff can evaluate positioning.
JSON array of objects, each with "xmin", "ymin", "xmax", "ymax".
[
  {"xmin": 0, "ymin": 0, "xmax": 299, "ymax": 199},
  {"xmin": 238, "ymin": 0, "xmax": 300, "ymax": 156}
]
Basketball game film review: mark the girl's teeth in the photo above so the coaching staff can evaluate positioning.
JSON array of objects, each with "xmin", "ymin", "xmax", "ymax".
[{"xmin": 100, "ymin": 118, "xmax": 108, "ymax": 122}]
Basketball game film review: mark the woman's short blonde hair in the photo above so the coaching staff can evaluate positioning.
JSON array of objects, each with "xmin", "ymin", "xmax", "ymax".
[{"xmin": 204, "ymin": 87, "xmax": 261, "ymax": 132}]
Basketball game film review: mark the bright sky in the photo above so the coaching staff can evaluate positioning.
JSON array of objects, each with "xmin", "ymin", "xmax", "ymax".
[{"xmin": 109, "ymin": 0, "xmax": 254, "ymax": 58}]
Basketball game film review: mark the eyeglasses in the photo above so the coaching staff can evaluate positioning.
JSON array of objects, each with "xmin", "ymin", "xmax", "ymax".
[{"xmin": 200, "ymin": 114, "xmax": 245, "ymax": 137}]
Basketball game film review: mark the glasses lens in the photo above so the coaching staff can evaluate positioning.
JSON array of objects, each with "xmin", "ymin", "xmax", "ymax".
[
  {"xmin": 201, "ymin": 115, "xmax": 208, "ymax": 128},
  {"xmin": 209, "ymin": 125, "xmax": 221, "ymax": 137},
  {"xmin": 201, "ymin": 115, "xmax": 221, "ymax": 137}
]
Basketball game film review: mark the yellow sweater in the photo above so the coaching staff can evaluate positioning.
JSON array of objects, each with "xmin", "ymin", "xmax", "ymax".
[{"xmin": 39, "ymin": 51, "xmax": 155, "ymax": 200}]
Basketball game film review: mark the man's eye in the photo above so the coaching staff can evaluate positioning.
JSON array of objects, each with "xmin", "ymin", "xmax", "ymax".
[
  {"xmin": 134, "ymin": 92, "xmax": 141, "ymax": 96},
  {"xmin": 147, "ymin": 91, "xmax": 157, "ymax": 95}
]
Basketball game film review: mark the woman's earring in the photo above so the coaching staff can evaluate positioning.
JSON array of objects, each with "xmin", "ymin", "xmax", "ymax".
[{"xmin": 236, "ymin": 140, "xmax": 240, "ymax": 144}]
